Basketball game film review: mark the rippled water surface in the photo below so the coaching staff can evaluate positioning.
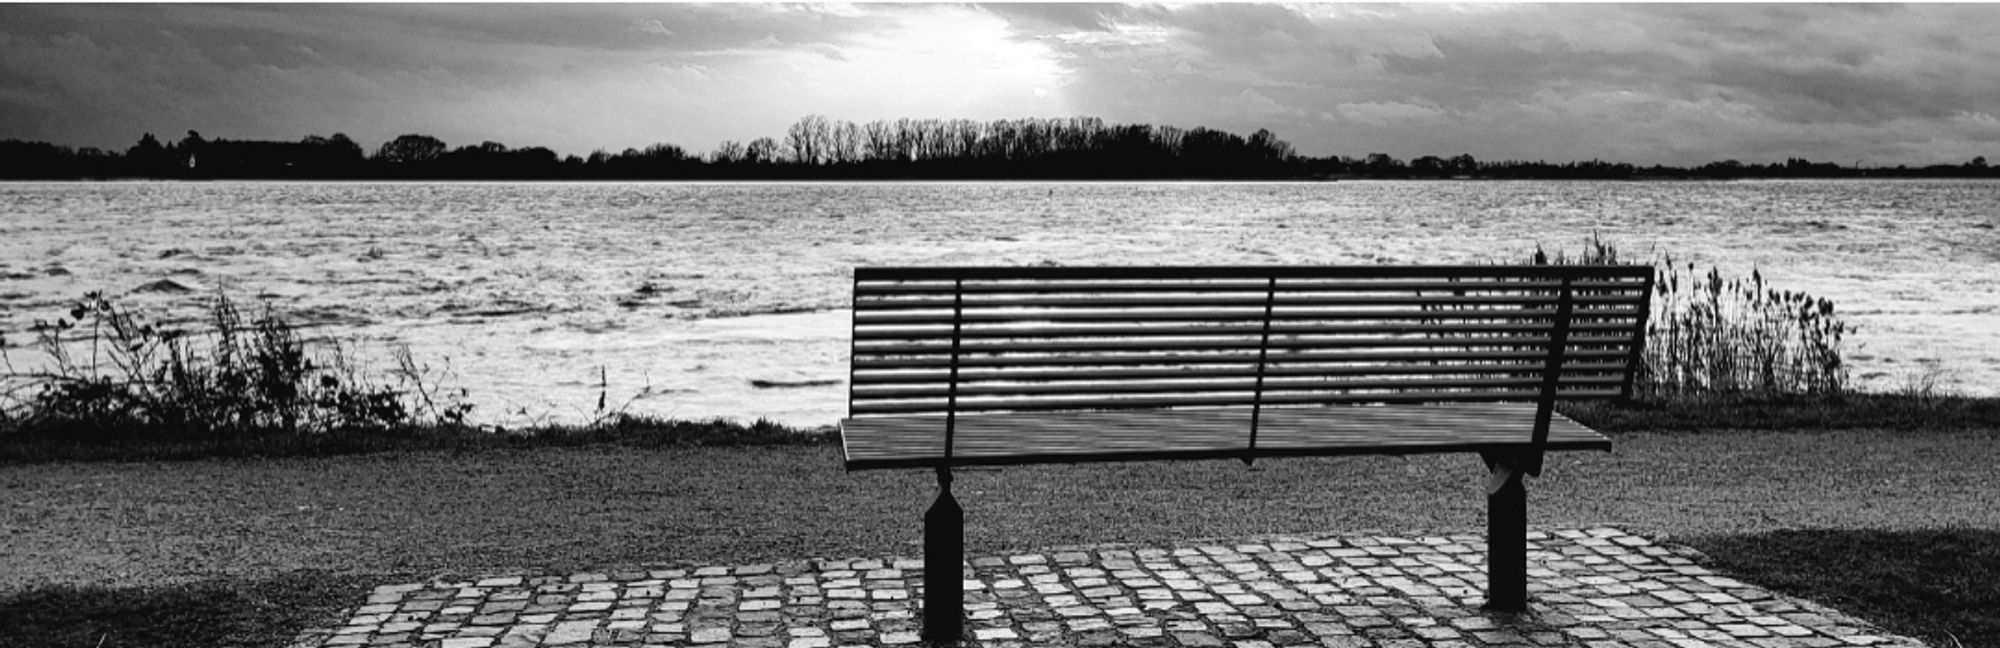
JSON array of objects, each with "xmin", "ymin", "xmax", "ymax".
[{"xmin": 4, "ymin": 180, "xmax": 1997, "ymax": 426}]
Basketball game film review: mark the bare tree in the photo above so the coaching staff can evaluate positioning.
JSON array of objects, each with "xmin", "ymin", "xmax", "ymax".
[
  {"xmin": 894, "ymin": 118, "xmax": 917, "ymax": 162},
  {"xmin": 831, "ymin": 120, "xmax": 860, "ymax": 164},
  {"xmin": 746, "ymin": 137, "xmax": 781, "ymax": 164},
  {"xmin": 807, "ymin": 115, "xmax": 832, "ymax": 164},
  {"xmin": 712, "ymin": 140, "xmax": 746, "ymax": 164},
  {"xmin": 951, "ymin": 119, "xmax": 982, "ymax": 160},
  {"xmin": 917, "ymin": 119, "xmax": 948, "ymax": 161},
  {"xmin": 984, "ymin": 119, "xmax": 1012, "ymax": 160},
  {"xmin": 785, "ymin": 115, "xmax": 834, "ymax": 165},
  {"xmin": 1152, "ymin": 126, "xmax": 1185, "ymax": 157},
  {"xmin": 1021, "ymin": 119, "xmax": 1049, "ymax": 159},
  {"xmin": 785, "ymin": 118, "xmax": 813, "ymax": 164},
  {"xmin": 863, "ymin": 120, "xmax": 896, "ymax": 161}
]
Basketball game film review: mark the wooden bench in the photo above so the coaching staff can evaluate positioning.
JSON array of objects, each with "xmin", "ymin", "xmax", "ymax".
[{"xmin": 838, "ymin": 265, "xmax": 1654, "ymax": 642}]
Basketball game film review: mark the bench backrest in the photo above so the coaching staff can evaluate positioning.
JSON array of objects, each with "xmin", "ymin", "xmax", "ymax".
[{"xmin": 847, "ymin": 265, "xmax": 1653, "ymax": 418}]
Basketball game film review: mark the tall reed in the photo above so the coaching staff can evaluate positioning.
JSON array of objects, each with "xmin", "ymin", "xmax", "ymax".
[
  {"xmin": 1645, "ymin": 260, "xmax": 1848, "ymax": 400},
  {"xmin": 1530, "ymin": 236, "xmax": 1850, "ymax": 402}
]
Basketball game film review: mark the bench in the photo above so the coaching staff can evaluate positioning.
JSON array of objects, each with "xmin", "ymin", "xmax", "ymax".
[{"xmin": 838, "ymin": 265, "xmax": 1654, "ymax": 642}]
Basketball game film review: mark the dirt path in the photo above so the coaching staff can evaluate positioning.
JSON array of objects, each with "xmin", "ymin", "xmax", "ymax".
[{"xmin": 5, "ymin": 427, "xmax": 1996, "ymax": 593}]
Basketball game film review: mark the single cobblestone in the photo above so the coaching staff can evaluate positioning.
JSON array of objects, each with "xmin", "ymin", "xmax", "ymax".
[{"xmin": 293, "ymin": 527, "xmax": 1923, "ymax": 647}]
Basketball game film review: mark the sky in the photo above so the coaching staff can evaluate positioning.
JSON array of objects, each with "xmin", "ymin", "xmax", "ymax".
[{"xmin": 2, "ymin": 3, "xmax": 1997, "ymax": 167}]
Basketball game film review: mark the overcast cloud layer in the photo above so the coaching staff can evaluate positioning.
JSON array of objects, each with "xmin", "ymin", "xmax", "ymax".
[{"xmin": 3, "ymin": 3, "xmax": 1997, "ymax": 166}]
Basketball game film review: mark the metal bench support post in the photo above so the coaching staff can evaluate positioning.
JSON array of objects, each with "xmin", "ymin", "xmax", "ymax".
[
  {"xmin": 924, "ymin": 466, "xmax": 963, "ymax": 644},
  {"xmin": 1484, "ymin": 462, "xmax": 1528, "ymax": 612},
  {"xmin": 924, "ymin": 279, "xmax": 967, "ymax": 645}
]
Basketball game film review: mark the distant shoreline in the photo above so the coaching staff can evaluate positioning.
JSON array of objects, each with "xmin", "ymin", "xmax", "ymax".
[{"xmin": 8, "ymin": 175, "xmax": 2000, "ymax": 183}]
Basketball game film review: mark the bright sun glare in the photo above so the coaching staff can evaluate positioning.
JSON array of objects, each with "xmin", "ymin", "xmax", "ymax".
[{"xmin": 830, "ymin": 6, "xmax": 1072, "ymax": 117}]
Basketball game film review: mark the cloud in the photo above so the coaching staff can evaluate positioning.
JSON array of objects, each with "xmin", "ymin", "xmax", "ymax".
[
  {"xmin": 632, "ymin": 19, "xmax": 674, "ymax": 37},
  {"xmin": 0, "ymin": 4, "xmax": 852, "ymax": 153},
  {"xmin": 979, "ymin": 4, "xmax": 1119, "ymax": 34},
  {"xmin": 1233, "ymin": 88, "xmax": 1296, "ymax": 118},
  {"xmin": 1, "ymin": 3, "xmax": 1996, "ymax": 166},
  {"xmin": 1018, "ymin": 3, "xmax": 2000, "ymax": 164},
  {"xmin": 666, "ymin": 63, "xmax": 714, "ymax": 81},
  {"xmin": 1327, "ymin": 101, "xmax": 1446, "ymax": 127}
]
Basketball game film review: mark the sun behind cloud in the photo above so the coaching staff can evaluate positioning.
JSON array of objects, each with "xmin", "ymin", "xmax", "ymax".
[
  {"xmin": 641, "ymin": 4, "xmax": 1078, "ymax": 149},
  {"xmin": 800, "ymin": 5, "xmax": 1075, "ymax": 120}
]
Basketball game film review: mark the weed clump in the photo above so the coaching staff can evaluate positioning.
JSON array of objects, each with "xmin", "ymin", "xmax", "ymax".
[
  {"xmin": 1, "ymin": 291, "xmax": 469, "ymax": 448},
  {"xmin": 0, "ymin": 291, "xmax": 836, "ymax": 461}
]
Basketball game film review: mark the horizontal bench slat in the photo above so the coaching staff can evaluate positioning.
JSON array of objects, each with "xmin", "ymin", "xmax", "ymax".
[
  {"xmin": 851, "ymin": 375, "xmax": 1626, "ymax": 400},
  {"xmin": 857, "ymin": 280, "xmax": 1649, "ymax": 297},
  {"xmin": 855, "ymin": 293, "xmax": 1645, "ymax": 310},
  {"xmin": 851, "ymin": 347, "xmax": 1637, "ymax": 369},
  {"xmin": 867, "ymin": 402, "xmax": 1541, "ymax": 434},
  {"xmin": 851, "ymin": 361, "xmax": 1634, "ymax": 385},
  {"xmin": 854, "ymin": 265, "xmax": 1653, "ymax": 282},
  {"xmin": 848, "ymin": 388, "xmax": 1625, "ymax": 415},
  {"xmin": 840, "ymin": 403, "xmax": 1611, "ymax": 469},
  {"xmin": 853, "ymin": 305, "xmax": 1642, "ymax": 324},
  {"xmin": 853, "ymin": 334, "xmax": 1636, "ymax": 356},
  {"xmin": 853, "ymin": 320, "xmax": 1640, "ymax": 341}
]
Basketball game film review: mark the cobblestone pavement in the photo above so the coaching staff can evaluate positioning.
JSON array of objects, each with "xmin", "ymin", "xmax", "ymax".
[{"xmin": 291, "ymin": 527, "xmax": 1924, "ymax": 648}]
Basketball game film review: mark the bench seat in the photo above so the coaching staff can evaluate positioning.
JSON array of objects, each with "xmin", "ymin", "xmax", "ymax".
[{"xmin": 842, "ymin": 402, "xmax": 1609, "ymax": 470}]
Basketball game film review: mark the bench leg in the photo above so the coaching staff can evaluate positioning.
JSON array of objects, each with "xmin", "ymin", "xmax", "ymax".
[
  {"xmin": 923, "ymin": 467, "xmax": 963, "ymax": 645},
  {"xmin": 1484, "ymin": 461, "xmax": 1528, "ymax": 612}
]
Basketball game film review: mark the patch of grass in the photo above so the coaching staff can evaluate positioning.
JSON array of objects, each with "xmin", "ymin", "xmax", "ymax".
[
  {"xmin": 0, "ymin": 572, "xmax": 380, "ymax": 648},
  {"xmin": 1683, "ymin": 529, "xmax": 2000, "ymax": 648},
  {"xmin": 1562, "ymin": 393, "xmax": 2000, "ymax": 433},
  {"xmin": 0, "ymin": 414, "xmax": 837, "ymax": 463},
  {"xmin": 11, "ymin": 392, "xmax": 1993, "ymax": 464},
  {"xmin": 506, "ymin": 414, "xmax": 838, "ymax": 449}
]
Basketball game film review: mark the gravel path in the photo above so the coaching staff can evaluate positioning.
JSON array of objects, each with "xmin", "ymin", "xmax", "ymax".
[{"xmin": 5, "ymin": 428, "xmax": 1996, "ymax": 593}]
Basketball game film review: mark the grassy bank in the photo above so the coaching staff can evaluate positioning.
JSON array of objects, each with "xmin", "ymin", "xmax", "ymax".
[
  {"xmin": 1563, "ymin": 392, "xmax": 2000, "ymax": 434},
  {"xmin": 4, "ymin": 423, "xmax": 1996, "ymax": 647},
  {"xmin": 1, "ymin": 393, "xmax": 1993, "ymax": 464},
  {"xmin": 0, "ymin": 573, "xmax": 377, "ymax": 648},
  {"xmin": 1685, "ymin": 529, "xmax": 1999, "ymax": 648},
  {"xmin": 0, "ymin": 412, "xmax": 836, "ymax": 463}
]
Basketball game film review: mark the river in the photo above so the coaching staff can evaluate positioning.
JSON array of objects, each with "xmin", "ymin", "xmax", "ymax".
[{"xmin": 3, "ymin": 180, "xmax": 1996, "ymax": 426}]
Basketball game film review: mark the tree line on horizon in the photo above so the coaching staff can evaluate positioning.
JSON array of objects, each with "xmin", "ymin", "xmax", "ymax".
[{"xmin": 1, "ymin": 115, "xmax": 1994, "ymax": 180}]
